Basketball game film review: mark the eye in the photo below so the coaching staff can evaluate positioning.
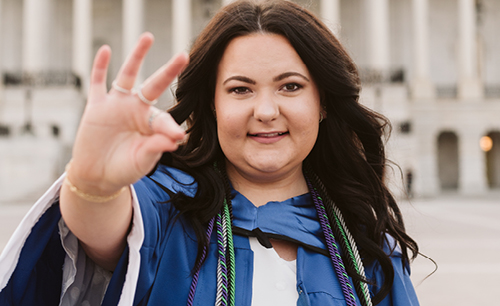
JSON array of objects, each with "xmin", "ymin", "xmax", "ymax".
[
  {"xmin": 281, "ymin": 83, "xmax": 303, "ymax": 92},
  {"xmin": 229, "ymin": 86, "xmax": 251, "ymax": 95}
]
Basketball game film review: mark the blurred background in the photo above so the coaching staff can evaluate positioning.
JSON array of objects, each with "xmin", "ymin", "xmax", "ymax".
[{"xmin": 0, "ymin": 0, "xmax": 499, "ymax": 305}]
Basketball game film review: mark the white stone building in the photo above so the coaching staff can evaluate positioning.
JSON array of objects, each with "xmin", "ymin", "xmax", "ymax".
[{"xmin": 0, "ymin": 0, "xmax": 499, "ymax": 202}]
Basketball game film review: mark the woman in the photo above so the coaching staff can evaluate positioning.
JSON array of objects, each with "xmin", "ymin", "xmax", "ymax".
[{"xmin": 0, "ymin": 1, "xmax": 419, "ymax": 305}]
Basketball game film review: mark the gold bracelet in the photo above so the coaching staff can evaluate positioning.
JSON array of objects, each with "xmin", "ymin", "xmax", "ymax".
[{"xmin": 64, "ymin": 162, "xmax": 127, "ymax": 203}]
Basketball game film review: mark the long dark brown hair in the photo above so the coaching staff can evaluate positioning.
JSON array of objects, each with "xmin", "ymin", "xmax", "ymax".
[{"xmin": 162, "ymin": 0, "xmax": 418, "ymax": 303}]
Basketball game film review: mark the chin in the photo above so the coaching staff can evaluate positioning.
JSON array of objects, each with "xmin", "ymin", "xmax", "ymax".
[
  {"xmin": 248, "ymin": 159, "xmax": 292, "ymax": 174},
  {"xmin": 253, "ymin": 165, "xmax": 283, "ymax": 173}
]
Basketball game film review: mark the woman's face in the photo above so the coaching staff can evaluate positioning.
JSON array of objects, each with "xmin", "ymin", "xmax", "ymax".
[{"xmin": 214, "ymin": 33, "xmax": 321, "ymax": 182}]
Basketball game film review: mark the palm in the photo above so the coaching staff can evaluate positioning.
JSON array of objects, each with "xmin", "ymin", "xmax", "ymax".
[{"xmin": 70, "ymin": 33, "xmax": 188, "ymax": 192}]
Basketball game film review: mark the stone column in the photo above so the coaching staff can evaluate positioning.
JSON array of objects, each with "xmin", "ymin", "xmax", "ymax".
[
  {"xmin": 459, "ymin": 128, "xmax": 487, "ymax": 194},
  {"xmin": 172, "ymin": 0, "xmax": 192, "ymax": 54},
  {"xmin": 411, "ymin": 0, "xmax": 435, "ymax": 100},
  {"xmin": 458, "ymin": 0, "xmax": 483, "ymax": 100},
  {"xmin": 415, "ymin": 128, "xmax": 440, "ymax": 197},
  {"xmin": 123, "ymin": 0, "xmax": 144, "ymax": 59},
  {"xmin": 366, "ymin": 0, "xmax": 390, "ymax": 73},
  {"xmin": 0, "ymin": 0, "xmax": 3, "ymax": 94},
  {"xmin": 321, "ymin": 0, "xmax": 341, "ymax": 37},
  {"xmin": 23, "ymin": 0, "xmax": 53, "ymax": 72},
  {"xmin": 73, "ymin": 0, "xmax": 92, "ymax": 93}
]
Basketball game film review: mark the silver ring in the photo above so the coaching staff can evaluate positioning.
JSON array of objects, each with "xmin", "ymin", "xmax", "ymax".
[
  {"xmin": 148, "ymin": 108, "xmax": 163, "ymax": 130},
  {"xmin": 112, "ymin": 80, "xmax": 132, "ymax": 95},
  {"xmin": 137, "ymin": 85, "xmax": 158, "ymax": 106}
]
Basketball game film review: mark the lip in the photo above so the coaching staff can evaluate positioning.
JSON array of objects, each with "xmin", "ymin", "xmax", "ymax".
[{"xmin": 248, "ymin": 131, "xmax": 289, "ymax": 144}]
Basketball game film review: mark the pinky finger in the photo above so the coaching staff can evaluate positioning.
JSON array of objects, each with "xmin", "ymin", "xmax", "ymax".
[{"xmin": 88, "ymin": 45, "xmax": 112, "ymax": 102}]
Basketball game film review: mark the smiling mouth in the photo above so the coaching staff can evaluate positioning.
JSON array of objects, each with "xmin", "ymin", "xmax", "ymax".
[{"xmin": 248, "ymin": 132, "xmax": 289, "ymax": 137}]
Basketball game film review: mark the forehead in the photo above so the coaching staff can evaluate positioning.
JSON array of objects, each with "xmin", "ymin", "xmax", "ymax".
[{"xmin": 217, "ymin": 33, "xmax": 310, "ymax": 79}]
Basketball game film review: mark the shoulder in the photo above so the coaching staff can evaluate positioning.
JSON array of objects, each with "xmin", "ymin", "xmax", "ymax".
[
  {"xmin": 382, "ymin": 234, "xmax": 402, "ymax": 258},
  {"xmin": 131, "ymin": 165, "xmax": 199, "ymax": 250},
  {"xmin": 131, "ymin": 165, "xmax": 198, "ymax": 231},
  {"xmin": 380, "ymin": 233, "xmax": 410, "ymax": 274},
  {"xmin": 364, "ymin": 234, "xmax": 420, "ymax": 305},
  {"xmin": 364, "ymin": 234, "xmax": 410, "ymax": 288},
  {"xmin": 134, "ymin": 164, "xmax": 198, "ymax": 199}
]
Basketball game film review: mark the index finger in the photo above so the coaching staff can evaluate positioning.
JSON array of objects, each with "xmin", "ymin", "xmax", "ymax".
[{"xmin": 88, "ymin": 45, "xmax": 112, "ymax": 101}]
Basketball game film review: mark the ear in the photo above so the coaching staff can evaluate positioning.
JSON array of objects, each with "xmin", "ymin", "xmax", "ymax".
[
  {"xmin": 211, "ymin": 100, "xmax": 216, "ymax": 117},
  {"xmin": 319, "ymin": 92, "xmax": 327, "ymax": 120},
  {"xmin": 319, "ymin": 107, "xmax": 327, "ymax": 123},
  {"xmin": 211, "ymin": 102, "xmax": 217, "ymax": 120}
]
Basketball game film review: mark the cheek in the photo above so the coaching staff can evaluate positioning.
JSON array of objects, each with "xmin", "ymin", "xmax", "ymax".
[
  {"xmin": 215, "ymin": 100, "xmax": 250, "ymax": 140},
  {"xmin": 217, "ymin": 115, "xmax": 247, "ymax": 162},
  {"xmin": 290, "ymin": 105, "xmax": 320, "ymax": 130},
  {"xmin": 217, "ymin": 111, "xmax": 247, "ymax": 143},
  {"xmin": 289, "ymin": 106, "xmax": 320, "ymax": 145},
  {"xmin": 300, "ymin": 122, "xmax": 319, "ymax": 145},
  {"xmin": 292, "ymin": 90, "xmax": 321, "ymax": 124}
]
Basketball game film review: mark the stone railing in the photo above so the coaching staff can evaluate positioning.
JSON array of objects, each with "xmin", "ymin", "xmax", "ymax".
[
  {"xmin": 485, "ymin": 85, "xmax": 500, "ymax": 98},
  {"xmin": 358, "ymin": 67, "xmax": 405, "ymax": 84},
  {"xmin": 436, "ymin": 85, "xmax": 458, "ymax": 99},
  {"xmin": 2, "ymin": 71, "xmax": 81, "ymax": 88}
]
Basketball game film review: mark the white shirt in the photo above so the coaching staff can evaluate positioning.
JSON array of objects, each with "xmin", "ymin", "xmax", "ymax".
[{"xmin": 249, "ymin": 237, "xmax": 299, "ymax": 306}]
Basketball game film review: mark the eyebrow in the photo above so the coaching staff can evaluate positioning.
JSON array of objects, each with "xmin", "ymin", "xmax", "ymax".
[
  {"xmin": 222, "ymin": 72, "xmax": 310, "ymax": 85},
  {"xmin": 273, "ymin": 72, "xmax": 310, "ymax": 82},
  {"xmin": 223, "ymin": 76, "xmax": 256, "ymax": 85}
]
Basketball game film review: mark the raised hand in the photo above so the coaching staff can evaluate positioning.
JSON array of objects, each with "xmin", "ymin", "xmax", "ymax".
[
  {"xmin": 69, "ymin": 32, "xmax": 188, "ymax": 196},
  {"xmin": 60, "ymin": 33, "xmax": 189, "ymax": 270}
]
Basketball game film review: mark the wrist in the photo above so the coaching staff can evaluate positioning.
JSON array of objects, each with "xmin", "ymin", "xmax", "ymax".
[{"xmin": 64, "ymin": 161, "xmax": 128, "ymax": 203}]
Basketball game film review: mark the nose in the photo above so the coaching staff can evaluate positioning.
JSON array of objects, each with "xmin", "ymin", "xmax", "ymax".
[{"xmin": 253, "ymin": 92, "xmax": 279, "ymax": 122}]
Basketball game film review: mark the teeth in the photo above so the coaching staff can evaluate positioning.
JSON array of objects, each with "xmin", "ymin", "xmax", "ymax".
[
  {"xmin": 251, "ymin": 132, "xmax": 285, "ymax": 137},
  {"xmin": 262, "ymin": 133, "xmax": 279, "ymax": 137}
]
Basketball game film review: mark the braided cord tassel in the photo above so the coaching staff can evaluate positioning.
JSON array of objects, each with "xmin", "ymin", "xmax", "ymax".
[
  {"xmin": 216, "ymin": 212, "xmax": 229, "ymax": 306},
  {"xmin": 213, "ymin": 160, "xmax": 236, "ymax": 306},
  {"xmin": 187, "ymin": 216, "xmax": 215, "ymax": 306},
  {"xmin": 315, "ymin": 181, "xmax": 371, "ymax": 305},
  {"xmin": 307, "ymin": 170, "xmax": 372, "ymax": 306},
  {"xmin": 330, "ymin": 203, "xmax": 372, "ymax": 306},
  {"xmin": 306, "ymin": 179, "xmax": 357, "ymax": 306},
  {"xmin": 223, "ymin": 200, "xmax": 236, "ymax": 306}
]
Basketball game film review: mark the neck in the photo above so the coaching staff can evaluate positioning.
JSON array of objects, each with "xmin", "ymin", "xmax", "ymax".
[{"xmin": 225, "ymin": 160, "xmax": 309, "ymax": 207}]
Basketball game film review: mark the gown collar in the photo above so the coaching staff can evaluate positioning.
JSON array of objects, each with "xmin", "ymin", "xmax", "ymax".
[{"xmin": 230, "ymin": 189, "xmax": 327, "ymax": 254}]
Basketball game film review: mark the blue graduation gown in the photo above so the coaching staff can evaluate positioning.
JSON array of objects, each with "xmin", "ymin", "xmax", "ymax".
[{"xmin": 0, "ymin": 165, "xmax": 419, "ymax": 306}]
